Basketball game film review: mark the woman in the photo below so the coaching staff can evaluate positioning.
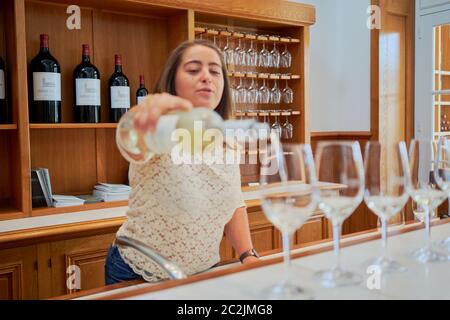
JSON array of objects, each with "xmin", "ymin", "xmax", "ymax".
[{"xmin": 105, "ymin": 39, "xmax": 259, "ymax": 285}]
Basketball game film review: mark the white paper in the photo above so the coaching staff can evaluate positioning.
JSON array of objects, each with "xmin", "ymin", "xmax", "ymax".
[{"xmin": 110, "ymin": 86, "xmax": 130, "ymax": 109}]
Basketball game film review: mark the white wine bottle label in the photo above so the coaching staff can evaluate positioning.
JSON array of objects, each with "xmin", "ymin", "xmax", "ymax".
[
  {"xmin": 0, "ymin": 70, "xmax": 5, "ymax": 99},
  {"xmin": 76, "ymin": 78, "xmax": 101, "ymax": 106},
  {"xmin": 33, "ymin": 72, "xmax": 61, "ymax": 101},
  {"xmin": 110, "ymin": 86, "xmax": 130, "ymax": 109},
  {"xmin": 137, "ymin": 96, "xmax": 146, "ymax": 105}
]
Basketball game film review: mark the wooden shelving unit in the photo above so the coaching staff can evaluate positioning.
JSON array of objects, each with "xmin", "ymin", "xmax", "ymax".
[{"xmin": 0, "ymin": 0, "xmax": 314, "ymax": 219}]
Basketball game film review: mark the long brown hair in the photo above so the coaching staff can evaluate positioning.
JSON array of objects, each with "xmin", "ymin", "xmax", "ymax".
[{"xmin": 154, "ymin": 39, "xmax": 232, "ymax": 120}]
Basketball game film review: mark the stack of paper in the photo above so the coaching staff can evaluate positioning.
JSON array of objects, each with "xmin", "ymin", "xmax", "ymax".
[
  {"xmin": 52, "ymin": 195, "xmax": 85, "ymax": 208},
  {"xmin": 93, "ymin": 183, "xmax": 131, "ymax": 202}
]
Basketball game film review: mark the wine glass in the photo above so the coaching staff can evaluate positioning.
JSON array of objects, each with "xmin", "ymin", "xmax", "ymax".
[
  {"xmin": 259, "ymin": 139, "xmax": 320, "ymax": 300},
  {"xmin": 223, "ymin": 35, "xmax": 234, "ymax": 69},
  {"xmin": 313, "ymin": 141, "xmax": 364, "ymax": 288},
  {"xmin": 282, "ymin": 80, "xmax": 294, "ymax": 104},
  {"xmin": 270, "ymin": 42, "xmax": 281, "ymax": 69},
  {"xmin": 247, "ymin": 39, "xmax": 258, "ymax": 67},
  {"xmin": 282, "ymin": 112, "xmax": 293, "ymax": 140},
  {"xmin": 234, "ymin": 37, "xmax": 243, "ymax": 67},
  {"xmin": 246, "ymin": 78, "xmax": 258, "ymax": 106},
  {"xmin": 363, "ymin": 141, "xmax": 410, "ymax": 273},
  {"xmin": 235, "ymin": 78, "xmax": 246, "ymax": 105},
  {"xmin": 259, "ymin": 78, "xmax": 270, "ymax": 104},
  {"xmin": 408, "ymin": 139, "xmax": 449, "ymax": 263},
  {"xmin": 432, "ymin": 137, "xmax": 450, "ymax": 254},
  {"xmin": 280, "ymin": 43, "xmax": 292, "ymax": 68},
  {"xmin": 270, "ymin": 79, "xmax": 281, "ymax": 105},
  {"xmin": 271, "ymin": 112, "xmax": 282, "ymax": 138},
  {"xmin": 259, "ymin": 41, "xmax": 270, "ymax": 68}
]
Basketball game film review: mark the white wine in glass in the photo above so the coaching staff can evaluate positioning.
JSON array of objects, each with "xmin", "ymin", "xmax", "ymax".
[
  {"xmin": 259, "ymin": 137, "xmax": 320, "ymax": 299},
  {"xmin": 363, "ymin": 141, "xmax": 410, "ymax": 273},
  {"xmin": 313, "ymin": 141, "xmax": 364, "ymax": 288}
]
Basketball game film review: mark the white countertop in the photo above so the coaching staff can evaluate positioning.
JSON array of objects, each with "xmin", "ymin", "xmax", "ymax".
[{"xmin": 76, "ymin": 222, "xmax": 450, "ymax": 300}]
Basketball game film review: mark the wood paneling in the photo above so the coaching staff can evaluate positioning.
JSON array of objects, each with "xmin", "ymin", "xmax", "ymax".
[
  {"xmin": 48, "ymin": 233, "xmax": 115, "ymax": 297},
  {"xmin": 0, "ymin": 245, "xmax": 38, "ymax": 300},
  {"xmin": 30, "ymin": 128, "xmax": 98, "ymax": 195},
  {"xmin": 92, "ymin": 9, "xmax": 169, "ymax": 120}
]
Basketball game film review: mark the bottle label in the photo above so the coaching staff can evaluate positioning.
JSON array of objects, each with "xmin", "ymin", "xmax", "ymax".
[
  {"xmin": 137, "ymin": 96, "xmax": 146, "ymax": 105},
  {"xmin": 110, "ymin": 86, "xmax": 130, "ymax": 109},
  {"xmin": 144, "ymin": 114, "xmax": 179, "ymax": 154},
  {"xmin": 33, "ymin": 72, "xmax": 61, "ymax": 101},
  {"xmin": 76, "ymin": 78, "xmax": 101, "ymax": 106},
  {"xmin": 0, "ymin": 70, "xmax": 4, "ymax": 99}
]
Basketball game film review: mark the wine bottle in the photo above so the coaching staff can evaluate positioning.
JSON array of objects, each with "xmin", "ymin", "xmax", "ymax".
[
  {"xmin": 0, "ymin": 56, "xmax": 9, "ymax": 124},
  {"xmin": 74, "ymin": 44, "xmax": 101, "ymax": 123},
  {"xmin": 29, "ymin": 34, "xmax": 61, "ymax": 123},
  {"xmin": 109, "ymin": 54, "xmax": 130, "ymax": 122},
  {"xmin": 136, "ymin": 75, "xmax": 149, "ymax": 105},
  {"xmin": 116, "ymin": 107, "xmax": 269, "ymax": 164}
]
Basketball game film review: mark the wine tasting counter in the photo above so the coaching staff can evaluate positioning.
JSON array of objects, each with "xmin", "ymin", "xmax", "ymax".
[
  {"xmin": 57, "ymin": 219, "xmax": 450, "ymax": 300},
  {"xmin": 0, "ymin": 186, "xmax": 334, "ymax": 300}
]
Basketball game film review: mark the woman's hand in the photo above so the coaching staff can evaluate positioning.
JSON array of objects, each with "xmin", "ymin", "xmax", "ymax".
[{"xmin": 132, "ymin": 93, "xmax": 193, "ymax": 133}]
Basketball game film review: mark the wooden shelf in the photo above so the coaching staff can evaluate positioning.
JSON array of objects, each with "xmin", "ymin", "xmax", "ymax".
[
  {"xmin": 29, "ymin": 123, "xmax": 118, "ymax": 129},
  {"xmin": 0, "ymin": 124, "xmax": 17, "ymax": 130},
  {"xmin": 195, "ymin": 27, "xmax": 300, "ymax": 43},
  {"xmin": 234, "ymin": 110, "xmax": 301, "ymax": 117},
  {"xmin": 32, "ymin": 200, "xmax": 128, "ymax": 216},
  {"xmin": 228, "ymin": 73, "xmax": 301, "ymax": 80}
]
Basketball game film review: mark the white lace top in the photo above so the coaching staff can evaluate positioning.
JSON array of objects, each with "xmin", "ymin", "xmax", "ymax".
[{"xmin": 116, "ymin": 152, "xmax": 245, "ymax": 282}]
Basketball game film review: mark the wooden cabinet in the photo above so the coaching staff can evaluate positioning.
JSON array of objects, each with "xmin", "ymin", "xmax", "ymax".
[
  {"xmin": 0, "ymin": 245, "xmax": 38, "ymax": 300},
  {"xmin": 38, "ymin": 233, "xmax": 116, "ymax": 298},
  {"xmin": 0, "ymin": 0, "xmax": 314, "ymax": 221}
]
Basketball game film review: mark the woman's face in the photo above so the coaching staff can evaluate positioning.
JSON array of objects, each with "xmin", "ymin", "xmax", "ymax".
[{"xmin": 175, "ymin": 45, "xmax": 225, "ymax": 109}]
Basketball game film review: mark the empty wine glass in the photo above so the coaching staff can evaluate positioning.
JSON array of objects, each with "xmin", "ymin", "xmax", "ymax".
[
  {"xmin": 432, "ymin": 137, "xmax": 450, "ymax": 254},
  {"xmin": 259, "ymin": 140, "xmax": 320, "ymax": 300},
  {"xmin": 271, "ymin": 112, "xmax": 282, "ymax": 137},
  {"xmin": 246, "ymin": 78, "xmax": 258, "ymax": 106},
  {"xmin": 314, "ymin": 141, "xmax": 364, "ymax": 288},
  {"xmin": 409, "ymin": 139, "xmax": 449, "ymax": 263},
  {"xmin": 259, "ymin": 40, "xmax": 271, "ymax": 68},
  {"xmin": 259, "ymin": 78, "xmax": 270, "ymax": 104},
  {"xmin": 282, "ymin": 112, "xmax": 293, "ymax": 140},
  {"xmin": 235, "ymin": 78, "xmax": 246, "ymax": 105},
  {"xmin": 234, "ymin": 37, "xmax": 243, "ymax": 67},
  {"xmin": 238, "ymin": 37, "xmax": 247, "ymax": 67},
  {"xmin": 280, "ymin": 43, "xmax": 292, "ymax": 68},
  {"xmin": 270, "ymin": 41, "xmax": 281, "ymax": 69},
  {"xmin": 223, "ymin": 35, "xmax": 234, "ymax": 68},
  {"xmin": 270, "ymin": 79, "xmax": 281, "ymax": 104},
  {"xmin": 247, "ymin": 39, "xmax": 258, "ymax": 67},
  {"xmin": 363, "ymin": 141, "xmax": 410, "ymax": 273},
  {"xmin": 282, "ymin": 80, "xmax": 294, "ymax": 104}
]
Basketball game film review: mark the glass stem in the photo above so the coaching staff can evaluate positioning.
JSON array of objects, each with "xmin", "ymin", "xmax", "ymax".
[
  {"xmin": 282, "ymin": 231, "xmax": 292, "ymax": 285},
  {"xmin": 425, "ymin": 206, "xmax": 432, "ymax": 247},
  {"xmin": 332, "ymin": 220, "xmax": 342, "ymax": 270},
  {"xmin": 381, "ymin": 217, "xmax": 388, "ymax": 258}
]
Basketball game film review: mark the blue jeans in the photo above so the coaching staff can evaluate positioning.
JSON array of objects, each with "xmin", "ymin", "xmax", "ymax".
[{"xmin": 104, "ymin": 245, "xmax": 143, "ymax": 285}]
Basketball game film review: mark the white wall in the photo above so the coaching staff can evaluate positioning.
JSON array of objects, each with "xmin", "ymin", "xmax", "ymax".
[{"xmin": 290, "ymin": 0, "xmax": 371, "ymax": 132}]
